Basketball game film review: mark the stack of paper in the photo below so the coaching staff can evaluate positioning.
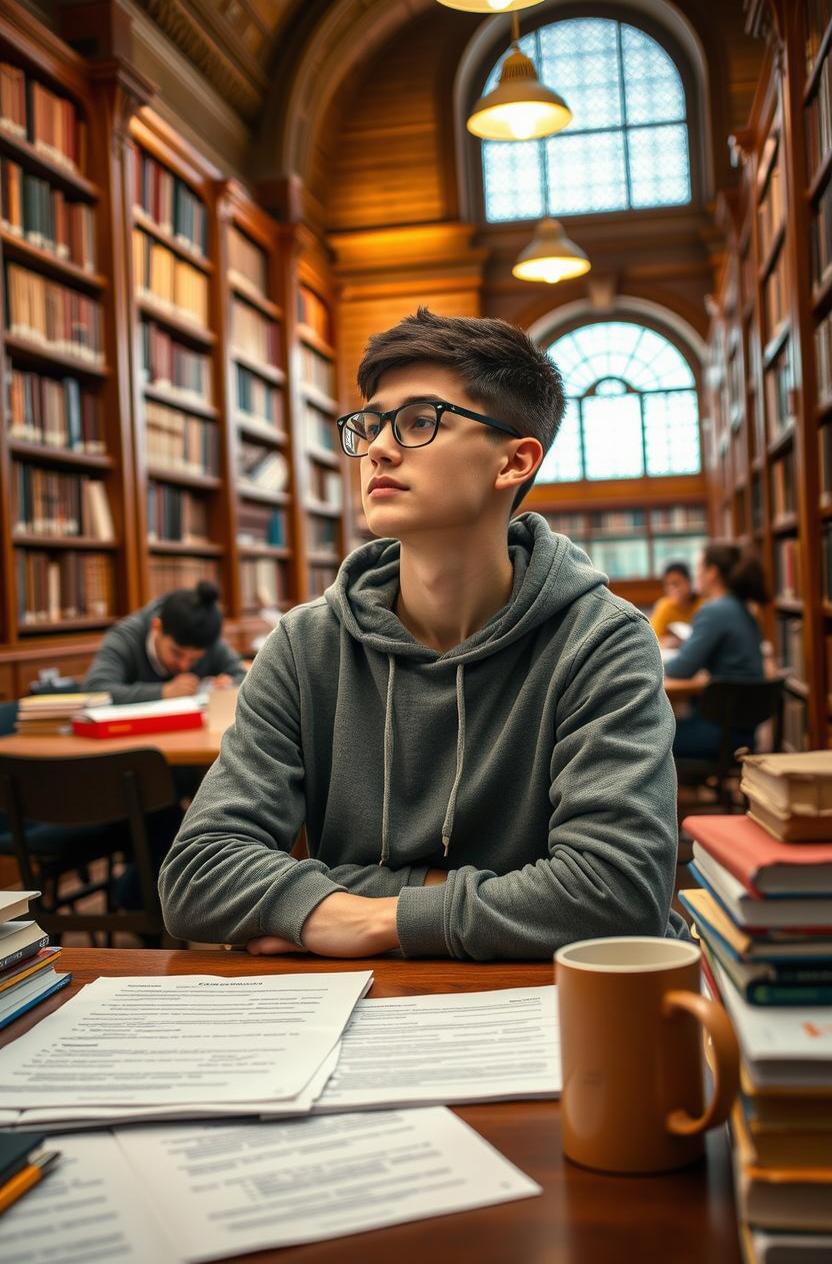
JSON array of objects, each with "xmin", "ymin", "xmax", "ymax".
[
  {"xmin": 14, "ymin": 692, "xmax": 110, "ymax": 735},
  {"xmin": 0, "ymin": 891, "xmax": 69, "ymax": 1030}
]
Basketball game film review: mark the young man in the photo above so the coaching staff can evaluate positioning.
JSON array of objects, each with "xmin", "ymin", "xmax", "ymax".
[
  {"xmin": 160, "ymin": 309, "xmax": 685, "ymax": 959},
  {"xmin": 84, "ymin": 580, "xmax": 245, "ymax": 704}
]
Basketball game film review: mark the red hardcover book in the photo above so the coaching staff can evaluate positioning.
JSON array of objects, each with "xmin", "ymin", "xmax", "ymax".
[
  {"xmin": 72, "ymin": 700, "xmax": 203, "ymax": 739},
  {"xmin": 683, "ymin": 815, "xmax": 832, "ymax": 899}
]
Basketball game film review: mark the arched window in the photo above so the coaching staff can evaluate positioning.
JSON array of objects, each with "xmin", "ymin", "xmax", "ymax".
[
  {"xmin": 481, "ymin": 17, "xmax": 691, "ymax": 222},
  {"xmin": 540, "ymin": 320, "xmax": 701, "ymax": 483}
]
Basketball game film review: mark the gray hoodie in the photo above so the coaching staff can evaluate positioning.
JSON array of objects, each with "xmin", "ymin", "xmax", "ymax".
[{"xmin": 159, "ymin": 513, "xmax": 687, "ymax": 958}]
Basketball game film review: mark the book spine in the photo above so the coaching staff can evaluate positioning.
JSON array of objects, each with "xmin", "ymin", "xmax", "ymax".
[{"xmin": 0, "ymin": 933, "xmax": 49, "ymax": 972}]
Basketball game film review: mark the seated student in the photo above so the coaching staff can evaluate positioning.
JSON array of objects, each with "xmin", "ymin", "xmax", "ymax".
[
  {"xmin": 665, "ymin": 542, "xmax": 768, "ymax": 759},
  {"xmin": 159, "ymin": 308, "xmax": 686, "ymax": 961},
  {"xmin": 84, "ymin": 581, "xmax": 245, "ymax": 704},
  {"xmin": 650, "ymin": 561, "xmax": 702, "ymax": 646}
]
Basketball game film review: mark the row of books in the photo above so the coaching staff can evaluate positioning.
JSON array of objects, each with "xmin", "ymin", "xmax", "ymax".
[
  {"xmin": 131, "ymin": 146, "xmax": 207, "ymax": 257},
  {"xmin": 236, "ymin": 363, "xmax": 281, "ymax": 426},
  {"xmin": 12, "ymin": 464, "xmax": 114, "ymax": 540},
  {"xmin": 7, "ymin": 365, "xmax": 103, "ymax": 453},
  {"xmin": 297, "ymin": 284, "xmax": 331, "ymax": 344},
  {"xmin": 231, "ymin": 297, "xmax": 279, "ymax": 370},
  {"xmin": 140, "ymin": 319, "xmax": 211, "ymax": 405},
  {"xmin": 145, "ymin": 401, "xmax": 219, "ymax": 477},
  {"xmin": 240, "ymin": 556, "xmax": 285, "ymax": 611},
  {"xmin": 5, "ymin": 263, "xmax": 103, "ymax": 363},
  {"xmin": 148, "ymin": 555, "xmax": 218, "ymax": 600},
  {"xmin": 300, "ymin": 344, "xmax": 336, "ymax": 398},
  {"xmin": 650, "ymin": 504, "xmax": 709, "ymax": 531},
  {"xmin": 816, "ymin": 304, "xmax": 832, "ymax": 411},
  {"xmin": 307, "ymin": 514, "xmax": 338, "ymax": 553},
  {"xmin": 770, "ymin": 452, "xmax": 795, "ymax": 519},
  {"xmin": 587, "ymin": 509, "xmax": 646, "ymax": 534},
  {"xmin": 782, "ymin": 695, "xmax": 809, "ymax": 753},
  {"xmin": 775, "ymin": 536, "xmax": 801, "ymax": 602},
  {"xmin": 308, "ymin": 463, "xmax": 343, "ymax": 510},
  {"xmin": 237, "ymin": 505, "xmax": 287, "ymax": 550},
  {"xmin": 544, "ymin": 513, "xmax": 586, "ymax": 537},
  {"xmin": 146, "ymin": 481, "xmax": 210, "ymax": 544},
  {"xmin": 764, "ymin": 340, "xmax": 795, "ymax": 441},
  {"xmin": 756, "ymin": 152, "xmax": 784, "ymax": 264},
  {"xmin": 229, "ymin": 225, "xmax": 268, "ymax": 297},
  {"xmin": 0, "ymin": 160, "xmax": 96, "ymax": 271},
  {"xmin": 775, "ymin": 614, "xmax": 805, "ymax": 682},
  {"xmin": 763, "ymin": 253, "xmax": 788, "ymax": 341},
  {"xmin": 307, "ymin": 563, "xmax": 338, "ymax": 598},
  {"xmin": 132, "ymin": 229, "xmax": 208, "ymax": 328},
  {"xmin": 303, "ymin": 403, "xmax": 337, "ymax": 454},
  {"xmin": 238, "ymin": 442, "xmax": 288, "ymax": 494},
  {"xmin": 810, "ymin": 180, "xmax": 832, "ymax": 291},
  {"xmin": 0, "ymin": 64, "xmax": 86, "ymax": 173},
  {"xmin": 0, "ymin": 891, "xmax": 68, "ymax": 1032},
  {"xmin": 681, "ymin": 754, "xmax": 832, "ymax": 1262},
  {"xmin": 805, "ymin": 0, "xmax": 832, "ymax": 77},
  {"xmin": 806, "ymin": 39, "xmax": 832, "ymax": 182},
  {"xmin": 16, "ymin": 549, "xmax": 114, "ymax": 624}
]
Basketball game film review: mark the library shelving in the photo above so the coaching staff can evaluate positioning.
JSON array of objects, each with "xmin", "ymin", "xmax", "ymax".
[
  {"xmin": 0, "ymin": 5, "xmax": 141, "ymax": 698},
  {"xmin": 704, "ymin": 0, "xmax": 832, "ymax": 750}
]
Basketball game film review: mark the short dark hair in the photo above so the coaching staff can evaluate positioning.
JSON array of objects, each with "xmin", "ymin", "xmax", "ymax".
[
  {"xmin": 663, "ymin": 561, "xmax": 692, "ymax": 581},
  {"xmin": 356, "ymin": 307, "xmax": 566, "ymax": 511},
  {"xmin": 703, "ymin": 542, "xmax": 769, "ymax": 606},
  {"xmin": 158, "ymin": 580, "xmax": 222, "ymax": 649}
]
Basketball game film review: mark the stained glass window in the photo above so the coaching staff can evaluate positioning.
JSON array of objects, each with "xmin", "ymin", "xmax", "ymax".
[
  {"xmin": 481, "ymin": 18, "xmax": 691, "ymax": 221},
  {"xmin": 540, "ymin": 321, "xmax": 701, "ymax": 483}
]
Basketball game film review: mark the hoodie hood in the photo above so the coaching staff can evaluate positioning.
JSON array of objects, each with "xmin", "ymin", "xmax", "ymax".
[
  {"xmin": 325, "ymin": 511, "xmax": 607, "ymax": 666},
  {"xmin": 325, "ymin": 513, "xmax": 609, "ymax": 867}
]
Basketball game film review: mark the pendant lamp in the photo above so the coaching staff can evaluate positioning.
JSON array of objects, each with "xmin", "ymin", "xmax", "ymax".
[
  {"xmin": 437, "ymin": 1, "xmax": 544, "ymax": 11},
  {"xmin": 512, "ymin": 218, "xmax": 591, "ymax": 284},
  {"xmin": 466, "ymin": 12, "xmax": 571, "ymax": 141}
]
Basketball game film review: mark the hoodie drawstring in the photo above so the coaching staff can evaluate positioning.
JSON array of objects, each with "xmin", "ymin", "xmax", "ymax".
[
  {"xmin": 441, "ymin": 664, "xmax": 466, "ymax": 859},
  {"xmin": 378, "ymin": 656, "xmax": 467, "ymax": 865}
]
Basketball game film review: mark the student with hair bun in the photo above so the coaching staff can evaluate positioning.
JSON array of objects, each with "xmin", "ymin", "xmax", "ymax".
[
  {"xmin": 665, "ymin": 542, "xmax": 769, "ymax": 758},
  {"xmin": 84, "ymin": 580, "xmax": 245, "ymax": 704}
]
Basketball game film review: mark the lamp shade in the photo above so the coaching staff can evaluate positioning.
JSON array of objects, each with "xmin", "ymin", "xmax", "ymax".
[
  {"xmin": 436, "ymin": 1, "xmax": 544, "ymax": 11},
  {"xmin": 512, "ymin": 218, "xmax": 591, "ymax": 284},
  {"xmin": 467, "ymin": 45, "xmax": 572, "ymax": 141}
]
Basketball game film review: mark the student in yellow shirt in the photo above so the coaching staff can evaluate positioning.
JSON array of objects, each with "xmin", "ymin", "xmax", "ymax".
[{"xmin": 650, "ymin": 561, "xmax": 702, "ymax": 646}]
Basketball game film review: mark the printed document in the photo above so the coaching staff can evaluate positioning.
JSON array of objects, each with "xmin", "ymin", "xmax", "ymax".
[
  {"xmin": 0, "ymin": 971, "xmax": 372, "ymax": 1109},
  {"xmin": 116, "ymin": 1107, "xmax": 541, "ymax": 1261},
  {"xmin": 315, "ymin": 985, "xmax": 560, "ymax": 1111},
  {"xmin": 0, "ymin": 1132, "xmax": 179, "ymax": 1264}
]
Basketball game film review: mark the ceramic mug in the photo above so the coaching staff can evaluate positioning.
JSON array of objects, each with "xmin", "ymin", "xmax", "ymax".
[{"xmin": 554, "ymin": 936, "xmax": 740, "ymax": 1174}]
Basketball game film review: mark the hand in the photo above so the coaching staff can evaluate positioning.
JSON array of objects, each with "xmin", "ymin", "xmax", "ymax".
[
  {"xmin": 212, "ymin": 674, "xmax": 233, "ymax": 688},
  {"xmin": 162, "ymin": 673, "xmax": 200, "ymax": 699},
  {"xmin": 246, "ymin": 892, "xmax": 399, "ymax": 959},
  {"xmin": 424, "ymin": 868, "xmax": 448, "ymax": 886}
]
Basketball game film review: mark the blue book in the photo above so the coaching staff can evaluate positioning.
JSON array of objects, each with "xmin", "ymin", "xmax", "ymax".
[{"xmin": 0, "ymin": 971, "xmax": 70, "ymax": 1031}]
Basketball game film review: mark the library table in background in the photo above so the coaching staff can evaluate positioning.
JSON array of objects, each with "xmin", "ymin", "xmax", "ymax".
[
  {"xmin": 0, "ymin": 949, "xmax": 742, "ymax": 1264},
  {"xmin": 0, "ymin": 726, "xmax": 223, "ymax": 766}
]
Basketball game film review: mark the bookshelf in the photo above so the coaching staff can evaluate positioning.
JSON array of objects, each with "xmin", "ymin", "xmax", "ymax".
[
  {"xmin": 705, "ymin": 1, "xmax": 832, "ymax": 751},
  {"xmin": 0, "ymin": 8, "xmax": 138, "ymax": 689}
]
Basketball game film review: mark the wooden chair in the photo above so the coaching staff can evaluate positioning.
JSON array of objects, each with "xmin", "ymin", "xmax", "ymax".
[
  {"xmin": 0, "ymin": 749, "xmax": 181, "ymax": 946},
  {"xmin": 675, "ymin": 677, "xmax": 784, "ymax": 812}
]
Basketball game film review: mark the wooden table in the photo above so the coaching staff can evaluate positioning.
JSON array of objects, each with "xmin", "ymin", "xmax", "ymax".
[
  {"xmin": 0, "ymin": 949, "xmax": 742, "ymax": 1264},
  {"xmin": 0, "ymin": 724, "xmax": 223, "ymax": 765}
]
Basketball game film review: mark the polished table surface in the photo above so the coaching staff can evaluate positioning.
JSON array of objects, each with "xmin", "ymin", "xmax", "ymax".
[
  {"xmin": 0, "ymin": 949, "xmax": 742, "ymax": 1264},
  {"xmin": 0, "ymin": 724, "xmax": 223, "ymax": 765}
]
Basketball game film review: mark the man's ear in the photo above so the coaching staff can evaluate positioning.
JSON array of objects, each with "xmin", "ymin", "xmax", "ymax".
[
  {"xmin": 150, "ymin": 616, "xmax": 162, "ymax": 635},
  {"xmin": 494, "ymin": 437, "xmax": 543, "ymax": 496}
]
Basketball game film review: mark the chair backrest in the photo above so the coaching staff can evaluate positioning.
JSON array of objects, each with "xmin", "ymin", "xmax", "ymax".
[
  {"xmin": 698, "ymin": 678, "xmax": 784, "ymax": 770},
  {"xmin": 0, "ymin": 749, "xmax": 177, "ymax": 933}
]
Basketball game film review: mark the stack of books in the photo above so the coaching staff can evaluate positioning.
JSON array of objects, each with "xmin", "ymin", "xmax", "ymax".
[
  {"xmin": 680, "ymin": 802, "xmax": 832, "ymax": 1263},
  {"xmin": 15, "ymin": 692, "xmax": 111, "ymax": 735},
  {"xmin": 0, "ymin": 891, "xmax": 69, "ymax": 1031}
]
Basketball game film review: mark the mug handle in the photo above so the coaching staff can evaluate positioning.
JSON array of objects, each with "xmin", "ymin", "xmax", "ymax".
[{"xmin": 661, "ymin": 989, "xmax": 740, "ymax": 1137}]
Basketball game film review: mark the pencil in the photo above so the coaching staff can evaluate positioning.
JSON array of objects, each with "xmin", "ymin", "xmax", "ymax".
[{"xmin": 0, "ymin": 1150, "xmax": 61, "ymax": 1215}]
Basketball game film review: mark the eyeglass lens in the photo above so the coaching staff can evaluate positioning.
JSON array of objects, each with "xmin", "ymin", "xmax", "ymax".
[{"xmin": 342, "ymin": 402, "xmax": 440, "ymax": 455}]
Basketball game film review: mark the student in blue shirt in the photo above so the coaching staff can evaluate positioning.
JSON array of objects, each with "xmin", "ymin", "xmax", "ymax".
[{"xmin": 664, "ymin": 542, "xmax": 769, "ymax": 758}]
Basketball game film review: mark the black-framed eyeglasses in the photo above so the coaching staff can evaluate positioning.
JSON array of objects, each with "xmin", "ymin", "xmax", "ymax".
[{"xmin": 336, "ymin": 399, "xmax": 521, "ymax": 458}]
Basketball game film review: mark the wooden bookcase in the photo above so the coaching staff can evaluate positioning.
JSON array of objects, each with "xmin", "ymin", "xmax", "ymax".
[
  {"xmin": 0, "ymin": 2, "xmax": 348, "ymax": 688},
  {"xmin": 705, "ymin": 0, "xmax": 832, "ymax": 751},
  {"xmin": 0, "ymin": 5, "xmax": 140, "ymax": 699}
]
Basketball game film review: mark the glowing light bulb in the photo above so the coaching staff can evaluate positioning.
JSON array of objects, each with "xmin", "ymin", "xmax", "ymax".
[
  {"xmin": 487, "ymin": 0, "xmax": 514, "ymax": 9},
  {"xmin": 505, "ymin": 103, "xmax": 548, "ymax": 140}
]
